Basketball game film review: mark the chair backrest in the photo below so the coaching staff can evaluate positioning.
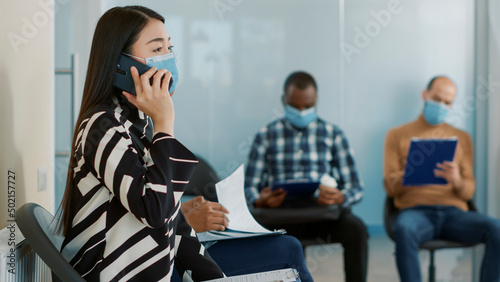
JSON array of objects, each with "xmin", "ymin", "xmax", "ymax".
[
  {"xmin": 383, "ymin": 196, "xmax": 477, "ymax": 241},
  {"xmin": 467, "ymin": 200, "xmax": 477, "ymax": 212},
  {"xmin": 184, "ymin": 155, "xmax": 220, "ymax": 202},
  {"xmin": 16, "ymin": 203, "xmax": 85, "ymax": 282}
]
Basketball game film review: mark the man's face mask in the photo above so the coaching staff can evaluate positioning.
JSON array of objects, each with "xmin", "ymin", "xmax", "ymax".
[
  {"xmin": 284, "ymin": 104, "xmax": 317, "ymax": 128},
  {"xmin": 423, "ymin": 99, "xmax": 450, "ymax": 125},
  {"xmin": 125, "ymin": 52, "xmax": 179, "ymax": 94}
]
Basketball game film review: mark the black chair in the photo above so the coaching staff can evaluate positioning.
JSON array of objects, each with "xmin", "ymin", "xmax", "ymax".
[
  {"xmin": 249, "ymin": 201, "xmax": 340, "ymax": 252},
  {"xmin": 184, "ymin": 155, "xmax": 220, "ymax": 202},
  {"xmin": 384, "ymin": 196, "xmax": 478, "ymax": 282},
  {"xmin": 16, "ymin": 203, "xmax": 85, "ymax": 282}
]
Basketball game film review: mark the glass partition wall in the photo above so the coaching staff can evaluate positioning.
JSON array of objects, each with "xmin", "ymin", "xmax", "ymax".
[{"xmin": 102, "ymin": 0, "xmax": 475, "ymax": 226}]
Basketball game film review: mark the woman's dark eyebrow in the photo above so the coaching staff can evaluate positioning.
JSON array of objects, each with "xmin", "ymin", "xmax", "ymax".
[{"xmin": 146, "ymin": 37, "xmax": 170, "ymax": 45}]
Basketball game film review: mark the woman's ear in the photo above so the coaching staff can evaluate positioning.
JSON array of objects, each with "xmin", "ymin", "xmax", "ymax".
[{"xmin": 281, "ymin": 94, "xmax": 286, "ymax": 105}]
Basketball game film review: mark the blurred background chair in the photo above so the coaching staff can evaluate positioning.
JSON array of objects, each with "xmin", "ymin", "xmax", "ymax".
[
  {"xmin": 184, "ymin": 155, "xmax": 220, "ymax": 202},
  {"xmin": 249, "ymin": 200, "xmax": 340, "ymax": 252},
  {"xmin": 384, "ymin": 196, "xmax": 478, "ymax": 282},
  {"xmin": 16, "ymin": 202, "xmax": 85, "ymax": 282}
]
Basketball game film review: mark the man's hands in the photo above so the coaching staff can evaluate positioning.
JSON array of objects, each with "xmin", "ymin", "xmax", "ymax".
[
  {"xmin": 317, "ymin": 186, "xmax": 345, "ymax": 206},
  {"xmin": 254, "ymin": 187, "xmax": 287, "ymax": 208},
  {"xmin": 181, "ymin": 196, "xmax": 229, "ymax": 233},
  {"xmin": 434, "ymin": 161, "xmax": 464, "ymax": 192},
  {"xmin": 254, "ymin": 185, "xmax": 344, "ymax": 207}
]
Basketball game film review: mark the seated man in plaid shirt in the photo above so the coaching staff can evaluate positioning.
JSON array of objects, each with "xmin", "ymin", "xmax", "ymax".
[{"xmin": 244, "ymin": 71, "xmax": 368, "ymax": 282}]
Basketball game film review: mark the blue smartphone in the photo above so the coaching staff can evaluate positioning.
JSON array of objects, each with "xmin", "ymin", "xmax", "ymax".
[
  {"xmin": 114, "ymin": 54, "xmax": 172, "ymax": 95},
  {"xmin": 114, "ymin": 54, "xmax": 151, "ymax": 96}
]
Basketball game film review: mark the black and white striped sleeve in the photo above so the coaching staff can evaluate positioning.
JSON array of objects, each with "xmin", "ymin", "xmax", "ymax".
[
  {"xmin": 79, "ymin": 110, "xmax": 198, "ymax": 228},
  {"xmin": 174, "ymin": 213, "xmax": 224, "ymax": 281}
]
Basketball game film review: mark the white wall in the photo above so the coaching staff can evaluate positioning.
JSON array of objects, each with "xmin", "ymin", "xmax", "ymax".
[{"xmin": 0, "ymin": 0, "xmax": 55, "ymax": 228}]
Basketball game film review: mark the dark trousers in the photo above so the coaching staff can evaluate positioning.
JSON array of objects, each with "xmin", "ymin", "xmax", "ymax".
[{"xmin": 263, "ymin": 209, "xmax": 368, "ymax": 282}]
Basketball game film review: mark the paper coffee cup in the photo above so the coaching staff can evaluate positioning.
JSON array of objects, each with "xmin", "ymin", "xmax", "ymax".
[{"xmin": 320, "ymin": 174, "xmax": 338, "ymax": 192}]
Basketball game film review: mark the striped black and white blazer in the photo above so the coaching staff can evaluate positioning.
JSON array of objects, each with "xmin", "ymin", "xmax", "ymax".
[{"xmin": 60, "ymin": 97, "xmax": 223, "ymax": 281}]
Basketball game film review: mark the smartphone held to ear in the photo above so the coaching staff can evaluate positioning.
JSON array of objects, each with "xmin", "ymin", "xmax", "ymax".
[{"xmin": 114, "ymin": 54, "xmax": 173, "ymax": 95}]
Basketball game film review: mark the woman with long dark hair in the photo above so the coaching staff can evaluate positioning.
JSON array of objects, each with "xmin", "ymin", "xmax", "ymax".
[{"xmin": 58, "ymin": 6, "xmax": 224, "ymax": 281}]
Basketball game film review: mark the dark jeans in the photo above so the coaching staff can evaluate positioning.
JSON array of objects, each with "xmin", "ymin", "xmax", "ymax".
[
  {"xmin": 393, "ymin": 205, "xmax": 500, "ymax": 282},
  {"xmin": 171, "ymin": 235, "xmax": 312, "ymax": 282},
  {"xmin": 263, "ymin": 209, "xmax": 369, "ymax": 282}
]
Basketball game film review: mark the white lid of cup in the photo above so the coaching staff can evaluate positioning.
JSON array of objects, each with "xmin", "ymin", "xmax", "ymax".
[{"xmin": 320, "ymin": 174, "xmax": 338, "ymax": 188}]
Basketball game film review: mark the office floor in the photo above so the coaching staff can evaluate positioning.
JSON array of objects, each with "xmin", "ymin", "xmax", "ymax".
[{"xmin": 306, "ymin": 234, "xmax": 476, "ymax": 282}]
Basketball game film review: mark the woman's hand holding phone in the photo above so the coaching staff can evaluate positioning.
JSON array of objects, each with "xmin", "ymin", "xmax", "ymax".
[{"xmin": 122, "ymin": 66, "xmax": 175, "ymax": 136}]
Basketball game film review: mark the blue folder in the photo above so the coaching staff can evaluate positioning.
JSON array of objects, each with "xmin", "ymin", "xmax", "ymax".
[
  {"xmin": 402, "ymin": 138, "xmax": 458, "ymax": 186},
  {"xmin": 271, "ymin": 179, "xmax": 320, "ymax": 198}
]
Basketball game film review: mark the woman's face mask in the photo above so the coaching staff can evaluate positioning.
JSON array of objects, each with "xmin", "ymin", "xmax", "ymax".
[{"xmin": 124, "ymin": 52, "xmax": 179, "ymax": 94}]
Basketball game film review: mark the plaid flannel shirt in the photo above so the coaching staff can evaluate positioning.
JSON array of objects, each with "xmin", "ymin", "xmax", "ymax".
[{"xmin": 245, "ymin": 117, "xmax": 364, "ymax": 209}]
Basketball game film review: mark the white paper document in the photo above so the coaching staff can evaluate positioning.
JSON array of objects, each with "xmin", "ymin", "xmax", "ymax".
[
  {"xmin": 215, "ymin": 165, "xmax": 274, "ymax": 234},
  {"xmin": 203, "ymin": 268, "xmax": 299, "ymax": 282},
  {"xmin": 197, "ymin": 228, "xmax": 284, "ymax": 243}
]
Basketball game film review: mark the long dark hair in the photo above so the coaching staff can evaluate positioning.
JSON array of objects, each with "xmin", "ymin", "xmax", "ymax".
[{"xmin": 58, "ymin": 6, "xmax": 164, "ymax": 235}]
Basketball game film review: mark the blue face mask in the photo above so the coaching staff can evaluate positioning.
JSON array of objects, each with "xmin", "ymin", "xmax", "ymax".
[
  {"xmin": 125, "ymin": 52, "xmax": 179, "ymax": 94},
  {"xmin": 423, "ymin": 99, "xmax": 449, "ymax": 125},
  {"xmin": 284, "ymin": 105, "xmax": 317, "ymax": 128}
]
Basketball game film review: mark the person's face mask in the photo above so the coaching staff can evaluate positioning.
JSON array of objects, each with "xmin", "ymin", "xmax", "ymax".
[
  {"xmin": 284, "ymin": 104, "xmax": 317, "ymax": 128},
  {"xmin": 125, "ymin": 52, "xmax": 179, "ymax": 94},
  {"xmin": 423, "ymin": 99, "xmax": 449, "ymax": 125}
]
